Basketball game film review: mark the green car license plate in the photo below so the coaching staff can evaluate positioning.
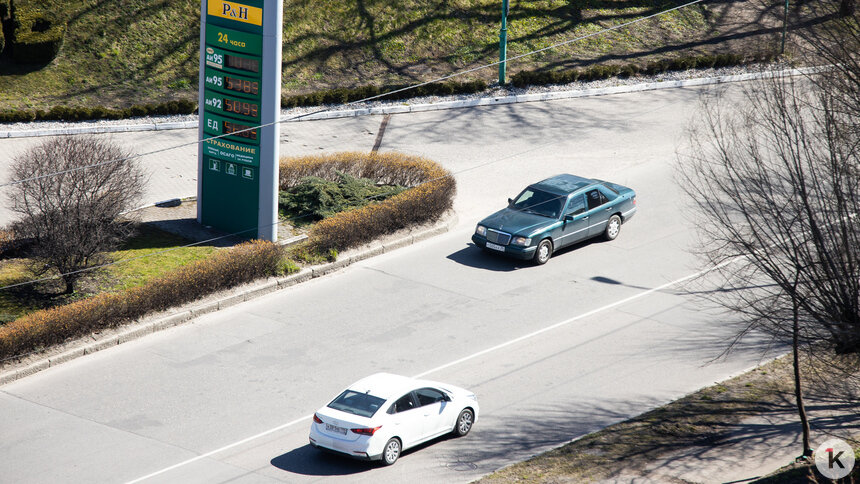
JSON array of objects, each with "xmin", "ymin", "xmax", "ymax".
[{"xmin": 486, "ymin": 242, "xmax": 505, "ymax": 252}]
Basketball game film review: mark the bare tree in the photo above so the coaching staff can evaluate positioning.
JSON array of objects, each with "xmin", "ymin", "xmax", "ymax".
[
  {"xmin": 794, "ymin": 1, "xmax": 860, "ymax": 106},
  {"xmin": 677, "ymin": 68, "xmax": 859, "ymax": 458},
  {"xmin": 7, "ymin": 135, "xmax": 147, "ymax": 293}
]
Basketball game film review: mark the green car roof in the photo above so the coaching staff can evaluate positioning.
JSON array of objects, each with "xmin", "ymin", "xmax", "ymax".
[{"xmin": 530, "ymin": 174, "xmax": 594, "ymax": 195}]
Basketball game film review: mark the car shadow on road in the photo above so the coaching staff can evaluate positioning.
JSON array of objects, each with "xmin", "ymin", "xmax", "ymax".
[
  {"xmin": 447, "ymin": 239, "xmax": 602, "ymax": 271},
  {"xmin": 270, "ymin": 444, "xmax": 374, "ymax": 476},
  {"xmin": 271, "ymin": 435, "xmax": 462, "ymax": 477}
]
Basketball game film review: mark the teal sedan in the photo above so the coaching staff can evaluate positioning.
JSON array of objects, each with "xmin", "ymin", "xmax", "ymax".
[{"xmin": 472, "ymin": 174, "xmax": 637, "ymax": 264}]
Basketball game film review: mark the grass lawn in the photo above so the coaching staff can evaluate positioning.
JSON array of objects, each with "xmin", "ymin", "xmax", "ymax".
[
  {"xmin": 0, "ymin": 224, "xmax": 217, "ymax": 325},
  {"xmin": 99, "ymin": 224, "xmax": 217, "ymax": 291},
  {"xmin": 0, "ymin": 0, "xmax": 782, "ymax": 111}
]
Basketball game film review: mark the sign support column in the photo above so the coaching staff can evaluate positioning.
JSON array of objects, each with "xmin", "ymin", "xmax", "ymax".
[{"xmin": 258, "ymin": 0, "xmax": 282, "ymax": 241}]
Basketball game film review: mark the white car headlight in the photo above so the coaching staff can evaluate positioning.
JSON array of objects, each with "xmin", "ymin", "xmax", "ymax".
[
  {"xmin": 476, "ymin": 225, "xmax": 487, "ymax": 236},
  {"xmin": 511, "ymin": 236, "xmax": 532, "ymax": 246}
]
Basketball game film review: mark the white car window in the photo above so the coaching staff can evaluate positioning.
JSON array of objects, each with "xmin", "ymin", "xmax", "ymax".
[
  {"xmin": 415, "ymin": 388, "xmax": 446, "ymax": 406},
  {"xmin": 388, "ymin": 393, "xmax": 417, "ymax": 414}
]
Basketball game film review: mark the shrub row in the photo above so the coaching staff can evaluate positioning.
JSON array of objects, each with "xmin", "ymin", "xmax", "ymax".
[
  {"xmin": 0, "ymin": 51, "xmax": 775, "ymax": 124},
  {"xmin": 282, "ymin": 80, "xmax": 487, "ymax": 108},
  {"xmin": 279, "ymin": 152, "xmax": 456, "ymax": 251},
  {"xmin": 510, "ymin": 52, "xmax": 777, "ymax": 88},
  {"xmin": 0, "ymin": 79, "xmax": 487, "ymax": 124},
  {"xmin": 0, "ymin": 240, "xmax": 282, "ymax": 360},
  {"xmin": 0, "ymin": 99, "xmax": 197, "ymax": 123},
  {"xmin": 10, "ymin": 1, "xmax": 66, "ymax": 64}
]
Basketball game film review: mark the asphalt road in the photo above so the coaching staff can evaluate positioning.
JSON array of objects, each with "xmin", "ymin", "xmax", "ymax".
[{"xmin": 0, "ymin": 84, "xmax": 780, "ymax": 483}]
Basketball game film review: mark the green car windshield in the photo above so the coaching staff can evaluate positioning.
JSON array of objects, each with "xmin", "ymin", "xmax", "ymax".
[{"xmin": 510, "ymin": 187, "xmax": 563, "ymax": 218}]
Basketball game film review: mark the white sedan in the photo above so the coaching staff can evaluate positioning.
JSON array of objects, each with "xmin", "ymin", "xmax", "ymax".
[{"xmin": 309, "ymin": 373, "xmax": 479, "ymax": 465}]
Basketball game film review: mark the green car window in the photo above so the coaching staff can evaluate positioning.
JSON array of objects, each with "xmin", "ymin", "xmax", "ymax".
[
  {"xmin": 512, "ymin": 188, "xmax": 562, "ymax": 218},
  {"xmin": 566, "ymin": 194, "xmax": 587, "ymax": 216}
]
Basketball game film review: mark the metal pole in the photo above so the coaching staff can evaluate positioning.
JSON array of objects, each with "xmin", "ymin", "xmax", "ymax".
[
  {"xmin": 781, "ymin": 0, "xmax": 788, "ymax": 54},
  {"xmin": 499, "ymin": 0, "xmax": 509, "ymax": 85}
]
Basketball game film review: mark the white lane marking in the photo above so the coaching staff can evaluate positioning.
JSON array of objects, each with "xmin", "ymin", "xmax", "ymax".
[
  {"xmin": 412, "ymin": 259, "xmax": 731, "ymax": 379},
  {"xmin": 125, "ymin": 415, "xmax": 312, "ymax": 484},
  {"xmin": 127, "ymin": 259, "xmax": 732, "ymax": 483}
]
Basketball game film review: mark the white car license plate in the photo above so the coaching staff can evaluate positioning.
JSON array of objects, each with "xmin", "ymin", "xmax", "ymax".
[
  {"xmin": 326, "ymin": 423, "xmax": 347, "ymax": 435},
  {"xmin": 486, "ymin": 242, "xmax": 505, "ymax": 252}
]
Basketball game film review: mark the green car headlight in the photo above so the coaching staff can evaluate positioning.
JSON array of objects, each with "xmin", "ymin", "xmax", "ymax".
[
  {"xmin": 476, "ymin": 225, "xmax": 487, "ymax": 236},
  {"xmin": 512, "ymin": 236, "xmax": 532, "ymax": 246}
]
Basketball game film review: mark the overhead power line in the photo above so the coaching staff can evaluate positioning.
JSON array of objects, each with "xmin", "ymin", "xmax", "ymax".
[
  {"xmin": 0, "ymin": 133, "xmax": 574, "ymax": 292},
  {"xmin": 0, "ymin": 0, "xmax": 707, "ymax": 189}
]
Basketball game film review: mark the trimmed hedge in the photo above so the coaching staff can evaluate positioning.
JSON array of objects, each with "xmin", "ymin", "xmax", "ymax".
[
  {"xmin": 0, "ymin": 80, "xmax": 485, "ymax": 123},
  {"xmin": 282, "ymin": 80, "xmax": 487, "ymax": 108},
  {"xmin": 0, "ymin": 240, "xmax": 282, "ymax": 360},
  {"xmin": 280, "ymin": 152, "xmax": 456, "ymax": 251},
  {"xmin": 510, "ymin": 52, "xmax": 776, "ymax": 88},
  {"xmin": 0, "ymin": 51, "xmax": 775, "ymax": 123},
  {"xmin": 10, "ymin": 2, "xmax": 65, "ymax": 64},
  {"xmin": 0, "ymin": 99, "xmax": 198, "ymax": 123}
]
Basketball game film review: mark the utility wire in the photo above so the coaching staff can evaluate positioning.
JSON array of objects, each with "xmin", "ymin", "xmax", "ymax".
[
  {"xmin": 0, "ymin": 0, "xmax": 707, "ymax": 188},
  {"xmin": 0, "ymin": 0, "xmax": 709, "ymax": 289},
  {"xmin": 0, "ymin": 134, "xmax": 572, "ymax": 292}
]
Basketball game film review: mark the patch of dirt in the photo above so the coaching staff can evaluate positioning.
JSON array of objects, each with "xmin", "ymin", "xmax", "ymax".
[{"xmin": 479, "ymin": 353, "xmax": 860, "ymax": 483}]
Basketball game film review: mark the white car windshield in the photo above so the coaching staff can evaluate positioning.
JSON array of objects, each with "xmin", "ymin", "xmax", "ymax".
[{"xmin": 328, "ymin": 390, "xmax": 387, "ymax": 418}]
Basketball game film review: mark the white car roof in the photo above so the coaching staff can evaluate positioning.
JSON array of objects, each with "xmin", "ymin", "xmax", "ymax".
[{"xmin": 346, "ymin": 373, "xmax": 451, "ymax": 402}]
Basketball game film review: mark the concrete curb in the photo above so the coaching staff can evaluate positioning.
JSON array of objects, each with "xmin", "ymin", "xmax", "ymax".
[
  {"xmin": 0, "ymin": 67, "xmax": 825, "ymax": 139},
  {"xmin": 0, "ymin": 213, "xmax": 459, "ymax": 386}
]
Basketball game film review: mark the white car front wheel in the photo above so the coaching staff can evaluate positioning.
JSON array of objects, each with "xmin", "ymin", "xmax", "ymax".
[
  {"xmin": 454, "ymin": 408, "xmax": 474, "ymax": 437},
  {"xmin": 382, "ymin": 437, "xmax": 401, "ymax": 466}
]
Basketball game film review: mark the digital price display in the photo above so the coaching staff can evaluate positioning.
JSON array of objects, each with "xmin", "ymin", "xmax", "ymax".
[
  {"xmin": 225, "ymin": 75, "xmax": 259, "ymax": 95},
  {"xmin": 223, "ymin": 120, "xmax": 258, "ymax": 140},
  {"xmin": 225, "ymin": 54, "xmax": 259, "ymax": 73},
  {"xmin": 202, "ymin": 23, "xmax": 262, "ymax": 147},
  {"xmin": 224, "ymin": 98, "xmax": 258, "ymax": 118},
  {"xmin": 203, "ymin": 92, "xmax": 261, "ymax": 122}
]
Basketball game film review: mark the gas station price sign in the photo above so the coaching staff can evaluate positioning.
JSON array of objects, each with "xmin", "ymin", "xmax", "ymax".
[{"xmin": 198, "ymin": 0, "xmax": 281, "ymax": 240}]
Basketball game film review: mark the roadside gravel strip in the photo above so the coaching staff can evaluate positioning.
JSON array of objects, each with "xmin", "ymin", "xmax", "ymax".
[{"xmin": 0, "ymin": 65, "xmax": 823, "ymax": 138}]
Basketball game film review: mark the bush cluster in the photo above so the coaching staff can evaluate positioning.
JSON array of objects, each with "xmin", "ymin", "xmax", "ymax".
[
  {"xmin": 9, "ymin": 2, "xmax": 66, "ymax": 64},
  {"xmin": 0, "ymin": 0, "xmax": 7, "ymax": 54},
  {"xmin": 0, "ymin": 229, "xmax": 15, "ymax": 258},
  {"xmin": 0, "ymin": 99, "xmax": 197, "ymax": 124},
  {"xmin": 510, "ymin": 53, "xmax": 775, "ymax": 88},
  {"xmin": 0, "ymin": 240, "xmax": 283, "ymax": 360},
  {"xmin": 280, "ymin": 152, "xmax": 456, "ymax": 251},
  {"xmin": 282, "ymin": 80, "xmax": 487, "ymax": 108},
  {"xmin": 279, "ymin": 172, "xmax": 404, "ymax": 221}
]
